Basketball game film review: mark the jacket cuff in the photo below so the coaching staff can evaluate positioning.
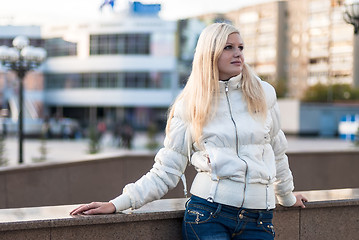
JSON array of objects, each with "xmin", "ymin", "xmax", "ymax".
[
  {"xmin": 110, "ymin": 193, "xmax": 132, "ymax": 212},
  {"xmin": 277, "ymin": 192, "xmax": 297, "ymax": 207}
]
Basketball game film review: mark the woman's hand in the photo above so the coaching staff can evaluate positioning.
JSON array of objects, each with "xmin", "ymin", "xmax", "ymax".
[
  {"xmin": 70, "ymin": 202, "xmax": 116, "ymax": 215},
  {"xmin": 292, "ymin": 193, "xmax": 308, "ymax": 208}
]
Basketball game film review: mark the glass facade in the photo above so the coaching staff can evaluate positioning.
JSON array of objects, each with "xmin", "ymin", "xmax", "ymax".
[
  {"xmin": 45, "ymin": 72, "xmax": 172, "ymax": 89},
  {"xmin": 90, "ymin": 33, "xmax": 150, "ymax": 55},
  {"xmin": 44, "ymin": 38, "xmax": 77, "ymax": 57}
]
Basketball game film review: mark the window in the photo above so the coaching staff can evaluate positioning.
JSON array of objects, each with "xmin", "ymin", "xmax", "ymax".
[
  {"xmin": 45, "ymin": 71, "xmax": 170, "ymax": 89},
  {"xmin": 81, "ymin": 73, "xmax": 95, "ymax": 88},
  {"xmin": 108, "ymin": 73, "xmax": 118, "ymax": 88},
  {"xmin": 45, "ymin": 74, "xmax": 65, "ymax": 89},
  {"xmin": 44, "ymin": 38, "xmax": 77, "ymax": 57},
  {"xmin": 98, "ymin": 73, "xmax": 108, "ymax": 88},
  {"xmin": 90, "ymin": 33, "xmax": 150, "ymax": 55},
  {"xmin": 125, "ymin": 72, "xmax": 149, "ymax": 88}
]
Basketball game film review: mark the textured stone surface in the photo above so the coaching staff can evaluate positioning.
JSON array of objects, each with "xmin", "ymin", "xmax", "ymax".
[
  {"xmin": 0, "ymin": 199, "xmax": 185, "ymax": 240},
  {"xmin": 300, "ymin": 205, "xmax": 359, "ymax": 240},
  {"xmin": 0, "ymin": 199, "xmax": 186, "ymax": 231},
  {"xmin": 1, "ymin": 190, "xmax": 359, "ymax": 239},
  {"xmin": 298, "ymin": 188, "xmax": 359, "ymax": 202},
  {"xmin": 5, "ymin": 166, "xmax": 69, "ymax": 208},
  {"xmin": 0, "ymin": 174, "xmax": 6, "ymax": 209},
  {"xmin": 1, "ymin": 229, "xmax": 50, "ymax": 240},
  {"xmin": 273, "ymin": 208, "xmax": 299, "ymax": 240},
  {"xmin": 51, "ymin": 219, "xmax": 183, "ymax": 240},
  {"xmin": 67, "ymin": 159, "xmax": 123, "ymax": 203},
  {"xmin": 288, "ymin": 151, "xmax": 359, "ymax": 191}
]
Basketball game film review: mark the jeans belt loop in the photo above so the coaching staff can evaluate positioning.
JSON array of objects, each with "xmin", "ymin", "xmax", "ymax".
[
  {"xmin": 256, "ymin": 211, "xmax": 263, "ymax": 225},
  {"xmin": 212, "ymin": 203, "xmax": 222, "ymax": 218}
]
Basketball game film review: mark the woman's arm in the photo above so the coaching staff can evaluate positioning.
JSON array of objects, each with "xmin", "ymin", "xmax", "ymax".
[
  {"xmin": 71, "ymin": 110, "xmax": 190, "ymax": 215},
  {"xmin": 268, "ymin": 94, "xmax": 307, "ymax": 208}
]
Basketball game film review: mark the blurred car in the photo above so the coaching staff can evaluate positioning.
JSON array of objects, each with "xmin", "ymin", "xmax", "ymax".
[{"xmin": 0, "ymin": 117, "xmax": 81, "ymax": 139}]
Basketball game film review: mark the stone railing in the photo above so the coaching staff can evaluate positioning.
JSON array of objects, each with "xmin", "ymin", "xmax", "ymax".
[{"xmin": 1, "ymin": 188, "xmax": 359, "ymax": 240}]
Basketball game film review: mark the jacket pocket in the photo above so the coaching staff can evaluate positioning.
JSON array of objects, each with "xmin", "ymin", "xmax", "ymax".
[
  {"xmin": 191, "ymin": 151, "xmax": 211, "ymax": 172},
  {"xmin": 205, "ymin": 146, "xmax": 246, "ymax": 182}
]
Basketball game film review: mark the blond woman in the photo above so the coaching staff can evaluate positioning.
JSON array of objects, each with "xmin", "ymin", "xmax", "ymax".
[{"xmin": 71, "ymin": 23, "xmax": 307, "ymax": 239}]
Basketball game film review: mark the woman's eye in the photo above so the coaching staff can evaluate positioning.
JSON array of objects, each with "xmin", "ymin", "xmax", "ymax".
[{"xmin": 224, "ymin": 45, "xmax": 244, "ymax": 51}]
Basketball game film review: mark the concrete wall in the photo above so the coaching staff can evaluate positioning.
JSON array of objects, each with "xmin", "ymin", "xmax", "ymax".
[
  {"xmin": 278, "ymin": 99, "xmax": 300, "ymax": 134},
  {"xmin": 1, "ymin": 151, "xmax": 359, "ymax": 209},
  {"xmin": 0, "ymin": 154, "xmax": 197, "ymax": 209},
  {"xmin": 1, "ymin": 192, "xmax": 359, "ymax": 240},
  {"xmin": 288, "ymin": 151, "xmax": 359, "ymax": 191}
]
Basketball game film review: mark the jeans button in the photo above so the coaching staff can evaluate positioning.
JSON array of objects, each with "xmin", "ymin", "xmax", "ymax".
[{"xmin": 239, "ymin": 210, "xmax": 244, "ymax": 219}]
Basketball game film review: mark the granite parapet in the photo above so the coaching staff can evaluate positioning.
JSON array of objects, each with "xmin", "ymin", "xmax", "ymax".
[{"xmin": 1, "ymin": 189, "xmax": 359, "ymax": 240}]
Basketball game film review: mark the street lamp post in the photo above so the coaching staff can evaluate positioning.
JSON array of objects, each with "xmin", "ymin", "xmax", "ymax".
[
  {"xmin": 0, "ymin": 36, "xmax": 46, "ymax": 164},
  {"xmin": 344, "ymin": 0, "xmax": 359, "ymax": 87}
]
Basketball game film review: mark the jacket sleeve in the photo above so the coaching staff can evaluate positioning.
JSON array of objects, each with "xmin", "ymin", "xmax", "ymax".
[
  {"xmin": 268, "ymin": 91, "xmax": 297, "ymax": 207},
  {"xmin": 110, "ymin": 107, "xmax": 190, "ymax": 212}
]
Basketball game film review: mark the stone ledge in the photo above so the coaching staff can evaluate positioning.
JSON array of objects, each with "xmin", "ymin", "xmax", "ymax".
[
  {"xmin": 0, "ymin": 198, "xmax": 186, "ymax": 231},
  {"xmin": 1, "ymin": 189, "xmax": 359, "ymax": 240}
]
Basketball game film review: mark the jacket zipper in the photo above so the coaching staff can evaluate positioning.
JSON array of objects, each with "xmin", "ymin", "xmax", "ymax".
[{"xmin": 224, "ymin": 82, "xmax": 248, "ymax": 208}]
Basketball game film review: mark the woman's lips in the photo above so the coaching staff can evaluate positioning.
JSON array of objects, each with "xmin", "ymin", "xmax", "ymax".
[{"xmin": 231, "ymin": 61, "xmax": 242, "ymax": 65}]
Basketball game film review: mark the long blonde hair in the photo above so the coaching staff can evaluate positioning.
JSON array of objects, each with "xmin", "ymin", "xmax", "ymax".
[{"xmin": 166, "ymin": 23, "xmax": 267, "ymax": 143}]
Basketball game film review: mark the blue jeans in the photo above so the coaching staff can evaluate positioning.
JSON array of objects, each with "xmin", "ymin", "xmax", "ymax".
[{"xmin": 182, "ymin": 195, "xmax": 275, "ymax": 240}]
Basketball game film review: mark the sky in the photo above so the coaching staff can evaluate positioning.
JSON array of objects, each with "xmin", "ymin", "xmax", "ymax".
[{"xmin": 0, "ymin": 0, "xmax": 271, "ymax": 25}]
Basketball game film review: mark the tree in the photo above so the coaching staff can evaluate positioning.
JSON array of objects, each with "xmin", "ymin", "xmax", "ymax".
[
  {"xmin": 88, "ymin": 126, "xmax": 100, "ymax": 154},
  {"xmin": 302, "ymin": 83, "xmax": 359, "ymax": 102},
  {"xmin": 32, "ymin": 131, "xmax": 48, "ymax": 163},
  {"xmin": 146, "ymin": 122, "xmax": 160, "ymax": 150}
]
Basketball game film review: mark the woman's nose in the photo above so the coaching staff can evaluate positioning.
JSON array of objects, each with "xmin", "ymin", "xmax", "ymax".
[{"xmin": 234, "ymin": 48, "xmax": 242, "ymax": 58}]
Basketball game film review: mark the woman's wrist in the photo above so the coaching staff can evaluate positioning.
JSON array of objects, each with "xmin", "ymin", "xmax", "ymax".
[
  {"xmin": 110, "ymin": 194, "xmax": 132, "ymax": 212},
  {"xmin": 277, "ymin": 192, "xmax": 297, "ymax": 207}
]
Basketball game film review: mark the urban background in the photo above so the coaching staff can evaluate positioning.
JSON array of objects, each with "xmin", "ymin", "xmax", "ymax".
[{"xmin": 0, "ymin": 0, "xmax": 359, "ymax": 166}]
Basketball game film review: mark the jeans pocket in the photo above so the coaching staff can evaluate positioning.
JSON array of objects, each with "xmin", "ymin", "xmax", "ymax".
[
  {"xmin": 184, "ymin": 204, "xmax": 213, "ymax": 224},
  {"xmin": 259, "ymin": 222, "xmax": 275, "ymax": 237}
]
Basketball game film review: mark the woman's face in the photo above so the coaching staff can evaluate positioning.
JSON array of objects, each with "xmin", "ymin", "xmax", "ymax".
[{"xmin": 217, "ymin": 33, "xmax": 244, "ymax": 80}]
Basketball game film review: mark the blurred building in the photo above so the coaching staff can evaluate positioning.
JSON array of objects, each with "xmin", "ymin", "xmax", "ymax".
[
  {"xmin": 41, "ymin": 2, "xmax": 178, "ymax": 131},
  {"xmin": 1, "ymin": 0, "xmax": 356, "ymax": 135},
  {"xmin": 232, "ymin": 0, "xmax": 352, "ymax": 98},
  {"xmin": 177, "ymin": 1, "xmax": 289, "ymax": 97},
  {"xmin": 176, "ymin": 18, "xmax": 207, "ymax": 86},
  {"xmin": 226, "ymin": 1, "xmax": 288, "ymax": 97},
  {"xmin": 181, "ymin": 0, "xmax": 353, "ymax": 99},
  {"xmin": 288, "ymin": 0, "xmax": 352, "ymax": 98}
]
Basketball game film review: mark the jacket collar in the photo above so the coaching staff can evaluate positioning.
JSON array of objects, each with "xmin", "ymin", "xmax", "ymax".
[{"xmin": 218, "ymin": 73, "xmax": 242, "ymax": 92}]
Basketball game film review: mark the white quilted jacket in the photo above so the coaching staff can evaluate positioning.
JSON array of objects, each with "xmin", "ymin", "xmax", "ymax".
[{"xmin": 111, "ymin": 74, "xmax": 297, "ymax": 211}]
